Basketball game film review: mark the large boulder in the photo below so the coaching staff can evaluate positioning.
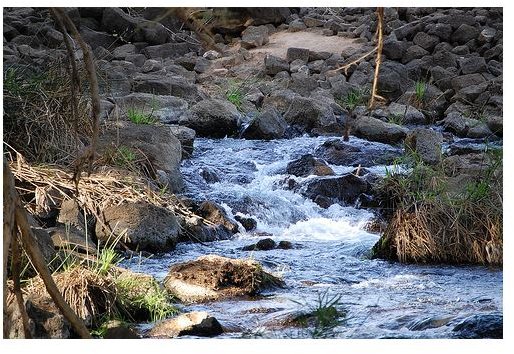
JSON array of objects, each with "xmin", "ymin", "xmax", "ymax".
[
  {"xmin": 163, "ymin": 255, "xmax": 284, "ymax": 302},
  {"xmin": 149, "ymin": 312, "xmax": 223, "ymax": 338},
  {"xmin": 180, "ymin": 99, "xmax": 240, "ymax": 138},
  {"xmin": 301, "ymin": 174, "xmax": 371, "ymax": 207},
  {"xmin": 264, "ymin": 54, "xmax": 290, "ymax": 75},
  {"xmin": 115, "ymin": 92, "xmax": 190, "ymax": 124},
  {"xmin": 132, "ymin": 73, "xmax": 205, "ymax": 103},
  {"xmin": 314, "ymin": 139, "xmax": 402, "ymax": 167},
  {"xmin": 262, "ymin": 89, "xmax": 298, "ymax": 114},
  {"xmin": 388, "ymin": 102, "xmax": 427, "ymax": 125},
  {"xmin": 286, "ymin": 154, "xmax": 334, "ymax": 177},
  {"xmin": 352, "ymin": 116, "xmax": 409, "ymax": 144},
  {"xmin": 240, "ymin": 25, "xmax": 269, "ymax": 49},
  {"xmin": 101, "ymin": 8, "xmax": 138, "ymax": 42},
  {"xmin": 404, "ymin": 128, "xmax": 443, "ymax": 165},
  {"xmin": 95, "ymin": 201, "xmax": 180, "ymax": 253},
  {"xmin": 451, "ymin": 24, "xmax": 479, "ymax": 44},
  {"xmin": 377, "ymin": 61, "xmax": 413, "ymax": 100},
  {"xmin": 5, "ymin": 293, "xmax": 71, "ymax": 339},
  {"xmin": 283, "ymin": 96, "xmax": 341, "ymax": 135},
  {"xmin": 442, "ymin": 112, "xmax": 494, "ymax": 138},
  {"xmin": 452, "ymin": 313, "xmax": 502, "ymax": 339},
  {"xmin": 98, "ymin": 121, "xmax": 184, "ymax": 192},
  {"xmin": 241, "ymin": 108, "xmax": 288, "ymax": 140}
]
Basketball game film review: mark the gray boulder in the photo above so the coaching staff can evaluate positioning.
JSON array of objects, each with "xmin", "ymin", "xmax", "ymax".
[
  {"xmin": 101, "ymin": 8, "xmax": 138, "ymax": 42},
  {"xmin": 413, "ymin": 32, "xmax": 440, "ymax": 52},
  {"xmin": 353, "ymin": 116, "xmax": 409, "ymax": 144},
  {"xmin": 451, "ymin": 24, "xmax": 479, "ymax": 44},
  {"xmin": 169, "ymin": 125, "xmax": 196, "ymax": 159},
  {"xmin": 451, "ymin": 73, "xmax": 486, "ymax": 92},
  {"xmin": 132, "ymin": 73, "xmax": 205, "ymax": 102},
  {"xmin": 388, "ymin": 102, "xmax": 427, "ymax": 125},
  {"xmin": 98, "ymin": 121, "xmax": 184, "ymax": 192},
  {"xmin": 142, "ymin": 43, "xmax": 191, "ymax": 59},
  {"xmin": 378, "ymin": 61, "xmax": 413, "ymax": 100},
  {"xmin": 264, "ymin": 54, "xmax": 290, "ymax": 75},
  {"xmin": 240, "ymin": 25, "xmax": 269, "ymax": 49},
  {"xmin": 286, "ymin": 154, "xmax": 334, "ymax": 177},
  {"xmin": 443, "ymin": 112, "xmax": 494, "ymax": 138},
  {"xmin": 96, "ymin": 201, "xmax": 180, "ymax": 252},
  {"xmin": 286, "ymin": 47, "xmax": 310, "ymax": 63},
  {"xmin": 314, "ymin": 139, "xmax": 402, "ymax": 167},
  {"xmin": 241, "ymin": 108, "xmax": 288, "ymax": 140},
  {"xmin": 180, "ymin": 99, "xmax": 240, "ymax": 138},
  {"xmin": 115, "ymin": 92, "xmax": 190, "ymax": 124},
  {"xmin": 283, "ymin": 96, "xmax": 340, "ymax": 135},
  {"xmin": 459, "ymin": 56, "xmax": 487, "ymax": 74},
  {"xmin": 302, "ymin": 174, "xmax": 370, "ymax": 207},
  {"xmin": 405, "ymin": 128, "xmax": 443, "ymax": 165}
]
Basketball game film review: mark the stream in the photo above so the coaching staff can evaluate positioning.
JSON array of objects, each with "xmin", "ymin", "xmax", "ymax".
[{"xmin": 123, "ymin": 135, "xmax": 502, "ymax": 339}]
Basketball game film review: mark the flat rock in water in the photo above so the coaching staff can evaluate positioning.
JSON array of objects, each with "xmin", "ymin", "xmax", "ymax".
[
  {"xmin": 164, "ymin": 255, "xmax": 284, "ymax": 303},
  {"xmin": 149, "ymin": 312, "xmax": 223, "ymax": 338}
]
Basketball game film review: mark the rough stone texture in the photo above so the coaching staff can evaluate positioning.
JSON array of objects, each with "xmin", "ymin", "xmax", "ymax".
[
  {"xmin": 169, "ymin": 125, "xmax": 196, "ymax": 159},
  {"xmin": 149, "ymin": 312, "xmax": 223, "ymax": 338},
  {"xmin": 378, "ymin": 61, "xmax": 413, "ymax": 100},
  {"xmin": 302, "ymin": 174, "xmax": 370, "ymax": 207},
  {"xmin": 443, "ymin": 153, "xmax": 492, "ymax": 177},
  {"xmin": 286, "ymin": 154, "xmax": 334, "ymax": 177},
  {"xmin": 164, "ymin": 255, "xmax": 283, "ymax": 302},
  {"xmin": 101, "ymin": 7, "xmax": 138, "ymax": 42},
  {"xmin": 241, "ymin": 25, "xmax": 269, "ymax": 49},
  {"xmin": 486, "ymin": 115, "xmax": 502, "ymax": 137},
  {"xmin": 283, "ymin": 96, "xmax": 340, "ymax": 135},
  {"xmin": 195, "ymin": 201, "xmax": 239, "ymax": 234},
  {"xmin": 262, "ymin": 89, "xmax": 298, "ymax": 114},
  {"xmin": 286, "ymin": 47, "xmax": 310, "ymax": 63},
  {"xmin": 50, "ymin": 225, "xmax": 97, "ymax": 255},
  {"xmin": 241, "ymin": 108, "xmax": 288, "ymax": 140},
  {"xmin": 241, "ymin": 238, "xmax": 277, "ymax": 251},
  {"xmin": 452, "ymin": 313, "xmax": 502, "ymax": 339},
  {"xmin": 443, "ymin": 112, "xmax": 493, "ymax": 138},
  {"xmin": 95, "ymin": 201, "xmax": 180, "ymax": 253},
  {"xmin": 353, "ymin": 116, "xmax": 409, "ymax": 144},
  {"xmin": 402, "ymin": 45, "xmax": 429, "ymax": 64},
  {"xmin": 459, "ymin": 56, "xmax": 487, "ymax": 74},
  {"xmin": 451, "ymin": 73, "xmax": 486, "ymax": 92},
  {"xmin": 314, "ymin": 139, "xmax": 402, "ymax": 167},
  {"xmin": 388, "ymin": 102, "xmax": 427, "ymax": 124},
  {"xmin": 413, "ymin": 32, "xmax": 440, "ymax": 52},
  {"xmin": 115, "ymin": 92, "xmax": 190, "ymax": 124},
  {"xmin": 98, "ymin": 121, "xmax": 184, "ymax": 192},
  {"xmin": 180, "ymin": 99, "xmax": 240, "ymax": 138},
  {"xmin": 404, "ymin": 128, "xmax": 444, "ymax": 165},
  {"xmin": 382, "ymin": 35, "xmax": 406, "ymax": 60},
  {"xmin": 132, "ymin": 73, "xmax": 205, "ymax": 102},
  {"xmin": 264, "ymin": 54, "xmax": 290, "ymax": 75},
  {"xmin": 451, "ymin": 24, "xmax": 479, "ymax": 44},
  {"xmin": 5, "ymin": 293, "xmax": 72, "ymax": 339},
  {"xmin": 142, "ymin": 43, "xmax": 191, "ymax": 59}
]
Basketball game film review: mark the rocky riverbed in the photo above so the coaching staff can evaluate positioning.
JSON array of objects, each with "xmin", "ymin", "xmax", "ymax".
[{"xmin": 3, "ymin": 7, "xmax": 503, "ymax": 339}]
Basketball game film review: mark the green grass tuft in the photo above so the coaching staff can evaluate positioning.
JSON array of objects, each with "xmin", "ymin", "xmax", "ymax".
[{"xmin": 127, "ymin": 107, "xmax": 157, "ymax": 124}]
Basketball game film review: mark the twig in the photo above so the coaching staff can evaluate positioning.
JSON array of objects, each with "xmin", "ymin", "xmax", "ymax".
[{"xmin": 369, "ymin": 7, "xmax": 385, "ymax": 108}]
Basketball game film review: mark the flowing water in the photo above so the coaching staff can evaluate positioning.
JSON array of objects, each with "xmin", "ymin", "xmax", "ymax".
[{"xmin": 123, "ymin": 136, "xmax": 502, "ymax": 338}]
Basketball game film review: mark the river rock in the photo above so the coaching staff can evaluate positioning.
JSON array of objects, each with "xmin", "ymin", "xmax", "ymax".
[
  {"xmin": 452, "ymin": 313, "xmax": 502, "ymax": 339},
  {"xmin": 195, "ymin": 201, "xmax": 239, "ymax": 234},
  {"xmin": 283, "ymin": 96, "xmax": 340, "ymax": 135},
  {"xmin": 149, "ymin": 312, "xmax": 223, "ymax": 338},
  {"xmin": 442, "ymin": 112, "xmax": 493, "ymax": 138},
  {"xmin": 314, "ymin": 139, "xmax": 402, "ymax": 167},
  {"xmin": 413, "ymin": 32, "xmax": 440, "ymax": 52},
  {"xmin": 352, "ymin": 116, "xmax": 409, "ymax": 144},
  {"xmin": 234, "ymin": 215, "xmax": 257, "ymax": 231},
  {"xmin": 286, "ymin": 47, "xmax": 310, "ymax": 63},
  {"xmin": 98, "ymin": 121, "xmax": 184, "ymax": 192},
  {"xmin": 102, "ymin": 320, "xmax": 141, "ymax": 339},
  {"xmin": 486, "ymin": 115, "xmax": 502, "ymax": 137},
  {"xmin": 241, "ymin": 108, "xmax": 288, "ymax": 140},
  {"xmin": 286, "ymin": 154, "xmax": 334, "ymax": 177},
  {"xmin": 388, "ymin": 102, "xmax": 426, "ymax": 125},
  {"xmin": 442, "ymin": 153, "xmax": 492, "ymax": 177},
  {"xmin": 49, "ymin": 225, "xmax": 97, "ymax": 255},
  {"xmin": 377, "ymin": 61, "xmax": 413, "ymax": 100},
  {"xmin": 241, "ymin": 238, "xmax": 276, "ymax": 251},
  {"xmin": 459, "ymin": 56, "xmax": 487, "ymax": 74},
  {"xmin": 404, "ymin": 128, "xmax": 443, "ymax": 165},
  {"xmin": 262, "ymin": 89, "xmax": 298, "ymax": 114},
  {"xmin": 95, "ymin": 201, "xmax": 180, "ymax": 253},
  {"xmin": 451, "ymin": 24, "xmax": 479, "ymax": 44},
  {"xmin": 302, "ymin": 174, "xmax": 371, "ymax": 207},
  {"xmin": 163, "ymin": 255, "xmax": 284, "ymax": 302},
  {"xmin": 180, "ymin": 99, "xmax": 240, "ymax": 138}
]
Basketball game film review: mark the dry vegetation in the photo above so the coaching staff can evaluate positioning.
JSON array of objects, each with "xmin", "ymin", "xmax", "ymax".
[{"xmin": 372, "ymin": 149, "xmax": 502, "ymax": 265}]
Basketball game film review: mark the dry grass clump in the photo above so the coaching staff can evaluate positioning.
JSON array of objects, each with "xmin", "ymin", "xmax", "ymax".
[
  {"xmin": 373, "ymin": 150, "xmax": 502, "ymax": 265},
  {"xmin": 7, "ymin": 152, "xmax": 204, "ymax": 226},
  {"xmin": 26, "ymin": 266, "xmax": 117, "ymax": 327},
  {"xmin": 3, "ymin": 64, "xmax": 92, "ymax": 164}
]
